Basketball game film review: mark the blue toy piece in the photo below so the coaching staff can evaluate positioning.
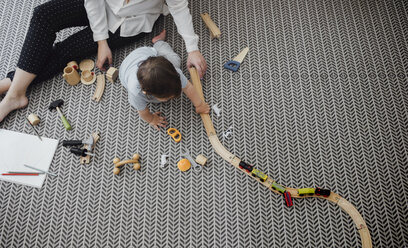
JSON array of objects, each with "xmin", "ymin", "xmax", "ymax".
[
  {"xmin": 223, "ymin": 47, "xmax": 249, "ymax": 72},
  {"xmin": 223, "ymin": 60, "xmax": 241, "ymax": 72}
]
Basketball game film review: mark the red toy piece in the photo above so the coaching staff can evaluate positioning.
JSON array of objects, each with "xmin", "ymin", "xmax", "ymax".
[{"xmin": 284, "ymin": 191, "xmax": 293, "ymax": 207}]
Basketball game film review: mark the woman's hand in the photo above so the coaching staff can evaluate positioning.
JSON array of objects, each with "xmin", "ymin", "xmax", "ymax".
[
  {"xmin": 149, "ymin": 112, "xmax": 168, "ymax": 130},
  {"xmin": 187, "ymin": 50, "xmax": 207, "ymax": 78},
  {"xmin": 97, "ymin": 40, "xmax": 113, "ymax": 71},
  {"xmin": 195, "ymin": 102, "xmax": 210, "ymax": 114}
]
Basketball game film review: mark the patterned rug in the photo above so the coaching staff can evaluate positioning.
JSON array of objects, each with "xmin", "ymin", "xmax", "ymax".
[{"xmin": 0, "ymin": 0, "xmax": 407, "ymax": 247}]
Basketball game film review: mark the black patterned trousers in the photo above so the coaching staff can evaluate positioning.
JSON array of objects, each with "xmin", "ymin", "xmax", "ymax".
[{"xmin": 7, "ymin": 0, "xmax": 144, "ymax": 83}]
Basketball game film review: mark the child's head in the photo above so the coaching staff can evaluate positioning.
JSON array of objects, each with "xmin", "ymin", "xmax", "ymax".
[{"xmin": 137, "ymin": 56, "xmax": 181, "ymax": 101}]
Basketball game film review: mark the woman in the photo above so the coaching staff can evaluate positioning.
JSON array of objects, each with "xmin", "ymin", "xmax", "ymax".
[{"xmin": 0, "ymin": 0, "xmax": 207, "ymax": 122}]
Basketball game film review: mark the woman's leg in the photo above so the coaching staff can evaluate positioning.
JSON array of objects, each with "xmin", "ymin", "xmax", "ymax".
[
  {"xmin": 0, "ymin": 0, "xmax": 89, "ymax": 121},
  {"xmin": 0, "ymin": 78, "xmax": 11, "ymax": 95},
  {"xmin": 152, "ymin": 30, "xmax": 181, "ymax": 69}
]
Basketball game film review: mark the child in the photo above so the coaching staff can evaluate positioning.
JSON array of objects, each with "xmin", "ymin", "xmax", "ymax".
[{"xmin": 119, "ymin": 30, "xmax": 210, "ymax": 130}]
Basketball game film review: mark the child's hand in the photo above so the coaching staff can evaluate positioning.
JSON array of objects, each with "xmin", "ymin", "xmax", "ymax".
[
  {"xmin": 149, "ymin": 112, "xmax": 168, "ymax": 130},
  {"xmin": 195, "ymin": 102, "xmax": 210, "ymax": 114}
]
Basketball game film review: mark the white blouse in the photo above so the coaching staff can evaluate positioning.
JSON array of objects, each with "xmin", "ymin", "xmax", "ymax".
[{"xmin": 84, "ymin": 0, "xmax": 199, "ymax": 52}]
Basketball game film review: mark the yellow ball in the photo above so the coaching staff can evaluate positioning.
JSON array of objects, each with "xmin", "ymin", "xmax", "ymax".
[
  {"xmin": 113, "ymin": 167, "xmax": 120, "ymax": 175},
  {"xmin": 113, "ymin": 157, "xmax": 120, "ymax": 164},
  {"xmin": 133, "ymin": 162, "xmax": 141, "ymax": 170},
  {"xmin": 177, "ymin": 158, "xmax": 191, "ymax": 172},
  {"xmin": 132, "ymin": 154, "xmax": 140, "ymax": 161}
]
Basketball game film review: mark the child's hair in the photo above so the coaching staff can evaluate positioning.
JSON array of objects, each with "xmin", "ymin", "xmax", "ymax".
[{"xmin": 137, "ymin": 56, "xmax": 181, "ymax": 99}]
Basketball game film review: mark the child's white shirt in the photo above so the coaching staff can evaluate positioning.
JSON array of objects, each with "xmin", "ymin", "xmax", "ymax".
[{"xmin": 119, "ymin": 47, "xmax": 188, "ymax": 111}]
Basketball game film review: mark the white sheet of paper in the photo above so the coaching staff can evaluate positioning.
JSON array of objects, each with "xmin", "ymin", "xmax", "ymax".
[{"xmin": 0, "ymin": 129, "xmax": 58, "ymax": 188}]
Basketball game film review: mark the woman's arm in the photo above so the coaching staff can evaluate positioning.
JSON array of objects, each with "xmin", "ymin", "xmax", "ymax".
[
  {"xmin": 166, "ymin": 0, "xmax": 198, "ymax": 53},
  {"xmin": 84, "ymin": 0, "xmax": 109, "ymax": 41},
  {"xmin": 85, "ymin": 0, "xmax": 112, "ymax": 70},
  {"xmin": 166, "ymin": 0, "xmax": 207, "ymax": 77}
]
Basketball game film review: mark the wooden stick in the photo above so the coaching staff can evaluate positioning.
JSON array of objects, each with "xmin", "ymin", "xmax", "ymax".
[{"xmin": 200, "ymin": 13, "xmax": 221, "ymax": 39}]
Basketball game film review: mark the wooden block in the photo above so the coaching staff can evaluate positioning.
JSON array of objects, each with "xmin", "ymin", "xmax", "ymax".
[
  {"xmin": 195, "ymin": 154, "xmax": 207, "ymax": 166},
  {"xmin": 201, "ymin": 13, "xmax": 221, "ymax": 39},
  {"xmin": 92, "ymin": 74, "xmax": 105, "ymax": 102},
  {"xmin": 106, "ymin": 67, "xmax": 119, "ymax": 83},
  {"xmin": 80, "ymin": 132, "xmax": 100, "ymax": 164}
]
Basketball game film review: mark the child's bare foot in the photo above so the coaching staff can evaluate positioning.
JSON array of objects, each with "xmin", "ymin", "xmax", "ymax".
[
  {"xmin": 152, "ymin": 30, "xmax": 166, "ymax": 44},
  {"xmin": 0, "ymin": 78, "xmax": 12, "ymax": 95},
  {"xmin": 0, "ymin": 94, "xmax": 28, "ymax": 122}
]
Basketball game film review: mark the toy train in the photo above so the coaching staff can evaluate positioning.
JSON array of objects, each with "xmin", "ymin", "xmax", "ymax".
[
  {"xmin": 239, "ymin": 160, "xmax": 331, "ymax": 202},
  {"xmin": 239, "ymin": 161, "xmax": 254, "ymax": 172},
  {"xmin": 251, "ymin": 169, "xmax": 267, "ymax": 182}
]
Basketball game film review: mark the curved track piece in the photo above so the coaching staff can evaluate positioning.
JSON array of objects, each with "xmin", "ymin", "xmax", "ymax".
[
  {"xmin": 92, "ymin": 74, "xmax": 105, "ymax": 102},
  {"xmin": 189, "ymin": 68, "xmax": 372, "ymax": 248}
]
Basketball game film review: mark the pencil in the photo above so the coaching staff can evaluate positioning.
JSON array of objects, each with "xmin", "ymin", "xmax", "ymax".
[
  {"xmin": 1, "ymin": 173, "xmax": 40, "ymax": 176},
  {"xmin": 8, "ymin": 171, "xmax": 45, "ymax": 174}
]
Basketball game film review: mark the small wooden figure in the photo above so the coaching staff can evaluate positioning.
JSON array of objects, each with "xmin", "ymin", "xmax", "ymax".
[
  {"xmin": 106, "ymin": 67, "xmax": 119, "ymax": 83},
  {"xmin": 201, "ymin": 13, "xmax": 221, "ymax": 39},
  {"xmin": 63, "ymin": 66, "xmax": 81, "ymax": 86},
  {"xmin": 81, "ymin": 70, "xmax": 96, "ymax": 85},
  {"xmin": 92, "ymin": 74, "xmax": 106, "ymax": 102},
  {"xmin": 113, "ymin": 153, "xmax": 141, "ymax": 175},
  {"xmin": 27, "ymin": 113, "xmax": 40, "ymax": 126}
]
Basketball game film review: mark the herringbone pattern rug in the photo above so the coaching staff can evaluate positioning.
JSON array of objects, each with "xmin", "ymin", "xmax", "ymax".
[{"xmin": 1, "ymin": 0, "xmax": 407, "ymax": 247}]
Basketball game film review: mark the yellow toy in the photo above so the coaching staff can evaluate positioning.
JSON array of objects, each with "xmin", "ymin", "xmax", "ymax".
[
  {"xmin": 167, "ymin": 128, "xmax": 181, "ymax": 143},
  {"xmin": 177, "ymin": 158, "xmax": 191, "ymax": 172}
]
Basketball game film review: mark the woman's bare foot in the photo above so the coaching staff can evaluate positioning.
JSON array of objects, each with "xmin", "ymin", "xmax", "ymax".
[
  {"xmin": 152, "ymin": 29, "xmax": 166, "ymax": 44},
  {"xmin": 0, "ymin": 94, "xmax": 28, "ymax": 122},
  {"xmin": 0, "ymin": 78, "xmax": 12, "ymax": 95}
]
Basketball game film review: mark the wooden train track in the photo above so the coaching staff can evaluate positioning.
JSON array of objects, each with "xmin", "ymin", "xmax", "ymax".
[{"xmin": 189, "ymin": 68, "xmax": 372, "ymax": 248}]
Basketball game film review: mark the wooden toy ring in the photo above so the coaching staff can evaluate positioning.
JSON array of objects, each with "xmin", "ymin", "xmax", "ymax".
[{"xmin": 167, "ymin": 128, "xmax": 181, "ymax": 143}]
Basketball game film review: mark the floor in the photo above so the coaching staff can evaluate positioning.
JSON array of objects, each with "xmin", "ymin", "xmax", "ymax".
[{"xmin": 0, "ymin": 0, "xmax": 407, "ymax": 247}]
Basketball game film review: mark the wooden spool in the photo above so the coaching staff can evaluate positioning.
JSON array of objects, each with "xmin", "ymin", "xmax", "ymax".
[
  {"xmin": 195, "ymin": 154, "xmax": 207, "ymax": 166},
  {"xmin": 106, "ymin": 67, "xmax": 119, "ymax": 83},
  {"xmin": 27, "ymin": 113, "xmax": 40, "ymax": 125}
]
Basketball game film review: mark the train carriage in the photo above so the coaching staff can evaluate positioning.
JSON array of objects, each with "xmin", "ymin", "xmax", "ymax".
[
  {"xmin": 298, "ymin": 188, "xmax": 315, "ymax": 196},
  {"xmin": 251, "ymin": 169, "xmax": 268, "ymax": 182},
  {"xmin": 271, "ymin": 182, "xmax": 286, "ymax": 194}
]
